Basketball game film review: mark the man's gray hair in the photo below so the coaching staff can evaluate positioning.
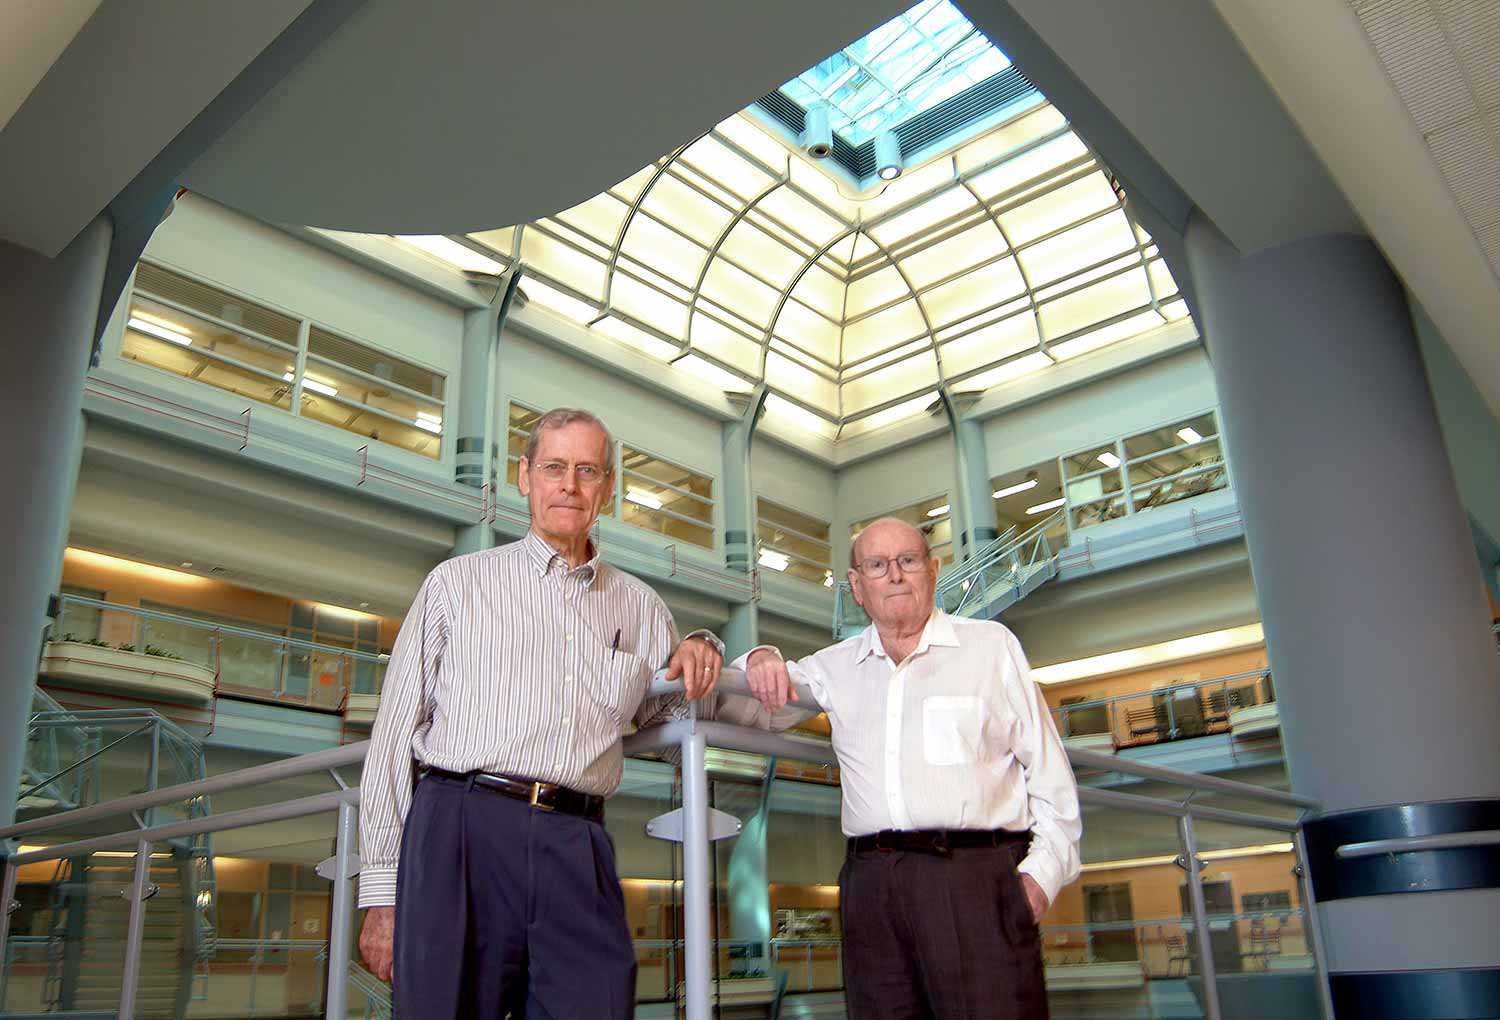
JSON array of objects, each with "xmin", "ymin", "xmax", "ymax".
[
  {"xmin": 849, "ymin": 517, "xmax": 932, "ymax": 569},
  {"xmin": 523, "ymin": 407, "xmax": 616, "ymax": 474}
]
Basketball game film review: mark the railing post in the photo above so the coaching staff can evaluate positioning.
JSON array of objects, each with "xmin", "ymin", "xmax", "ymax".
[
  {"xmin": 117, "ymin": 837, "xmax": 156, "ymax": 1020},
  {"xmin": 145, "ymin": 721, "xmax": 161, "ymax": 824},
  {"xmin": 1294, "ymin": 828, "xmax": 1337, "ymax": 1020},
  {"xmin": 326, "ymin": 800, "xmax": 359, "ymax": 1020},
  {"xmin": 1178, "ymin": 816, "xmax": 1222, "ymax": 1020},
  {"xmin": 679, "ymin": 724, "xmax": 711, "ymax": 1020},
  {"xmin": 0, "ymin": 857, "xmax": 17, "ymax": 986}
]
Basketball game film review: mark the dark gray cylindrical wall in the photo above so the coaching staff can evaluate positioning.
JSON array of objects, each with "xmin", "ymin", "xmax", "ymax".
[
  {"xmin": 0, "ymin": 215, "xmax": 114, "ymax": 826},
  {"xmin": 1184, "ymin": 214, "xmax": 1500, "ymax": 1002}
]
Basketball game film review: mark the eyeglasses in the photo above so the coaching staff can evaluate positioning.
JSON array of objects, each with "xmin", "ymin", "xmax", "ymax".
[
  {"xmin": 855, "ymin": 552, "xmax": 930, "ymax": 579},
  {"xmin": 533, "ymin": 460, "xmax": 608, "ymax": 486}
]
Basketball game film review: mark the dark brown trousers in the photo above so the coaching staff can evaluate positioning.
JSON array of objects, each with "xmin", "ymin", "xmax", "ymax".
[{"xmin": 839, "ymin": 841, "xmax": 1049, "ymax": 1020}]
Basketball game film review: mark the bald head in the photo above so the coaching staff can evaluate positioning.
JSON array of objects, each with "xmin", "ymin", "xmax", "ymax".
[{"xmin": 850, "ymin": 517, "xmax": 930, "ymax": 569}]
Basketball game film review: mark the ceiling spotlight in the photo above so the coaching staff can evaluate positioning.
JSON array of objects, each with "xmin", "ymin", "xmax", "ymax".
[
  {"xmin": 874, "ymin": 130, "xmax": 903, "ymax": 181},
  {"xmin": 802, "ymin": 103, "xmax": 832, "ymax": 159}
]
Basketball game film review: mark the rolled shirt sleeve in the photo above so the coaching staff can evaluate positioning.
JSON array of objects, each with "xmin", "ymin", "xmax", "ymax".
[
  {"xmin": 357, "ymin": 570, "xmax": 449, "ymax": 909},
  {"xmin": 1001, "ymin": 629, "xmax": 1083, "ymax": 906}
]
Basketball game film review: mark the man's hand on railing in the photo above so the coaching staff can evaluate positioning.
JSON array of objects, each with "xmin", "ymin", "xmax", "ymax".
[
  {"xmin": 746, "ymin": 649, "xmax": 799, "ymax": 713},
  {"xmin": 359, "ymin": 906, "xmax": 395, "ymax": 983}
]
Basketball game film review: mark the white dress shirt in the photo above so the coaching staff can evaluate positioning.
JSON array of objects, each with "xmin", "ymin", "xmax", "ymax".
[
  {"xmin": 359, "ymin": 531, "xmax": 721, "ymax": 909},
  {"xmin": 734, "ymin": 611, "xmax": 1082, "ymax": 904}
]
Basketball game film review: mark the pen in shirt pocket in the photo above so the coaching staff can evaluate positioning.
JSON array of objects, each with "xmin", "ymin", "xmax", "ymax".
[{"xmin": 611, "ymin": 628, "xmax": 621, "ymax": 658}]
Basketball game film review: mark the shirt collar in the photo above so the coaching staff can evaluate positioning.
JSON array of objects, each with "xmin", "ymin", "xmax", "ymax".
[
  {"xmin": 522, "ymin": 529, "xmax": 602, "ymax": 586},
  {"xmin": 854, "ymin": 609, "xmax": 958, "ymax": 663}
]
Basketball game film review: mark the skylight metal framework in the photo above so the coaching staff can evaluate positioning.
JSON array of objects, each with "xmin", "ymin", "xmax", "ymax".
[
  {"xmin": 438, "ymin": 106, "xmax": 1189, "ymax": 441},
  {"xmin": 780, "ymin": 0, "xmax": 1009, "ymax": 145}
]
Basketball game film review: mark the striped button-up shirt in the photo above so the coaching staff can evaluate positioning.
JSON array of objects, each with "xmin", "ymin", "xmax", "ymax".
[{"xmin": 358, "ymin": 531, "xmax": 720, "ymax": 908}]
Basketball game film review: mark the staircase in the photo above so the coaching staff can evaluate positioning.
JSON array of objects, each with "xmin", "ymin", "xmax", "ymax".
[
  {"xmin": 832, "ymin": 511, "xmax": 1065, "ymax": 640},
  {"xmin": 47, "ymin": 850, "xmax": 199, "ymax": 1017}
]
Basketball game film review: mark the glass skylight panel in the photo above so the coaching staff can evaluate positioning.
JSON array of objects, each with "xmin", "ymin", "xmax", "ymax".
[{"xmin": 780, "ymin": 0, "xmax": 1008, "ymax": 146}]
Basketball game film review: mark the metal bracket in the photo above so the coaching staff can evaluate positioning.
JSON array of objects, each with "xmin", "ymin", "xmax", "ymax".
[
  {"xmin": 122, "ymin": 883, "xmax": 160, "ymax": 903},
  {"xmin": 646, "ymin": 808, "xmax": 741, "ymax": 843},
  {"xmin": 1292, "ymin": 863, "xmax": 1305, "ymax": 878},
  {"xmin": 315, "ymin": 852, "xmax": 362, "ymax": 881},
  {"xmin": 1173, "ymin": 854, "xmax": 1206, "ymax": 873},
  {"xmin": 6, "ymin": 899, "xmax": 18, "ymax": 916}
]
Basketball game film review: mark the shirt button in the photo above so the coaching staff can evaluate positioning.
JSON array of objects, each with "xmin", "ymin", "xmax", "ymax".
[
  {"xmin": 565, "ymin": 674, "xmax": 574, "ymax": 683},
  {"xmin": 562, "ymin": 715, "xmax": 572, "ymax": 726},
  {"xmin": 566, "ymin": 634, "xmax": 574, "ymax": 642}
]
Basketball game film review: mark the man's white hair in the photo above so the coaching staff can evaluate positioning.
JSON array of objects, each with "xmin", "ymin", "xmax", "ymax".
[{"xmin": 523, "ymin": 407, "xmax": 616, "ymax": 474}]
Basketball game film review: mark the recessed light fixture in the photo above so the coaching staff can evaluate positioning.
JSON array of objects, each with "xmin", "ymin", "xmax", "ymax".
[
  {"xmin": 1178, "ymin": 427, "xmax": 1204, "ymax": 444},
  {"xmin": 823, "ymin": 571, "xmax": 834, "ymax": 589},
  {"xmin": 180, "ymin": 561, "xmax": 193, "ymax": 568},
  {"xmin": 359, "ymin": 602, "xmax": 370, "ymax": 609},
  {"xmin": 925, "ymin": 504, "xmax": 950, "ymax": 518},
  {"xmin": 874, "ymin": 130, "xmax": 903, "ymax": 181},
  {"xmin": 758, "ymin": 549, "xmax": 790, "ymax": 572},
  {"xmin": 993, "ymin": 479, "xmax": 1038, "ymax": 500},
  {"xmin": 625, "ymin": 488, "xmax": 663, "ymax": 510},
  {"xmin": 284, "ymin": 372, "xmax": 338, "ymax": 397},
  {"xmin": 1097, "ymin": 451, "xmax": 1121, "ymax": 469},
  {"xmin": 129, "ymin": 316, "xmax": 192, "ymax": 346},
  {"xmin": 1025, "ymin": 498, "xmax": 1066, "ymax": 515}
]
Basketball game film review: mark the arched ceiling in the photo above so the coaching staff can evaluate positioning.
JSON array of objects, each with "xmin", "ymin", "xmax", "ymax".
[{"xmin": 399, "ymin": 98, "xmax": 1187, "ymax": 440}]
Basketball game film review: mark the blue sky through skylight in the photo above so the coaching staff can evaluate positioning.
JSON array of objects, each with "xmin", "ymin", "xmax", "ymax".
[{"xmin": 779, "ymin": 0, "xmax": 1010, "ymax": 146}]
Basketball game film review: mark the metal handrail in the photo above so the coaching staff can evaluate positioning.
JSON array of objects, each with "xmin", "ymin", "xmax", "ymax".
[
  {"xmin": 1, "ymin": 710, "xmax": 1327, "ymax": 1020},
  {"xmin": 57, "ymin": 594, "xmax": 389, "ymax": 665}
]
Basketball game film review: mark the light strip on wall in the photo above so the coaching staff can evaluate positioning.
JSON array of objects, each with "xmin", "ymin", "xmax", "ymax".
[
  {"xmin": 128, "ymin": 316, "xmax": 192, "ymax": 347},
  {"xmin": 1029, "ymin": 623, "xmax": 1266, "ymax": 685},
  {"xmin": 64, "ymin": 548, "xmax": 211, "ymax": 587},
  {"xmin": 926, "ymin": 504, "xmax": 950, "ymax": 518},
  {"xmin": 625, "ymin": 488, "xmax": 663, "ymax": 510},
  {"xmin": 993, "ymin": 478, "xmax": 1038, "ymax": 499},
  {"xmin": 758, "ymin": 549, "xmax": 791, "ymax": 572}
]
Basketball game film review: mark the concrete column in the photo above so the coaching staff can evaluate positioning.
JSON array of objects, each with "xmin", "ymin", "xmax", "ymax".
[
  {"xmin": 953, "ymin": 413, "xmax": 999, "ymax": 560},
  {"xmin": 0, "ymin": 215, "xmax": 113, "ymax": 827},
  {"xmin": 721, "ymin": 399, "xmax": 762, "ymax": 658},
  {"xmin": 452, "ymin": 305, "xmax": 495, "ymax": 556},
  {"xmin": 1184, "ymin": 214, "xmax": 1500, "ymax": 1014},
  {"xmin": 452, "ymin": 274, "xmax": 519, "ymax": 556}
]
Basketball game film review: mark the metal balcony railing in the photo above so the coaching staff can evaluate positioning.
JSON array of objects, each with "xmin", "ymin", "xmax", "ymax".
[{"xmin": 1, "ymin": 670, "xmax": 1333, "ymax": 1020}]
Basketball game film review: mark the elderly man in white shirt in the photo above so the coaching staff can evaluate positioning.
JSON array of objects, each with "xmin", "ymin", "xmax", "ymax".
[{"xmin": 740, "ymin": 517, "xmax": 1081, "ymax": 1020}]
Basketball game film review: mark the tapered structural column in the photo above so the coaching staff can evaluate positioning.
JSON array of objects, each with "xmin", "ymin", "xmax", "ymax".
[
  {"xmin": 0, "ymin": 215, "xmax": 114, "ymax": 827},
  {"xmin": 1184, "ymin": 214, "xmax": 1500, "ymax": 1017},
  {"xmin": 953, "ymin": 413, "xmax": 999, "ymax": 559},
  {"xmin": 452, "ymin": 273, "xmax": 518, "ymax": 556},
  {"xmin": 720, "ymin": 394, "xmax": 765, "ymax": 657}
]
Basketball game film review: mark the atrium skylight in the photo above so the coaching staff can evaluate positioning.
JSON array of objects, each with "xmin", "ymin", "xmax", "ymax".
[
  {"xmin": 779, "ymin": 0, "xmax": 1009, "ymax": 146},
  {"xmin": 384, "ymin": 5, "xmax": 1196, "ymax": 444}
]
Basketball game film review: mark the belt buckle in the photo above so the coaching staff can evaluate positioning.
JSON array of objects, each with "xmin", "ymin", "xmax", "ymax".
[
  {"xmin": 528, "ymin": 783, "xmax": 555, "ymax": 812},
  {"xmin": 874, "ymin": 831, "xmax": 895, "ymax": 852},
  {"xmin": 931, "ymin": 831, "xmax": 950, "ymax": 855}
]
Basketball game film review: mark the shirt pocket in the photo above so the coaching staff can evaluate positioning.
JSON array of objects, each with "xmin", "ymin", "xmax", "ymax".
[
  {"xmin": 922, "ymin": 695, "xmax": 986, "ymax": 767},
  {"xmin": 579, "ymin": 648, "xmax": 651, "ymax": 726}
]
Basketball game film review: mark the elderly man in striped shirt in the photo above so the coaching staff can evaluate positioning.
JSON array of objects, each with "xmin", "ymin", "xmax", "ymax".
[{"xmin": 357, "ymin": 407, "xmax": 724, "ymax": 1019}]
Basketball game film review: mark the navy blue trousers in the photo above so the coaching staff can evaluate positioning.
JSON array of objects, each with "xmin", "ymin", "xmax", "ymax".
[{"xmin": 392, "ymin": 773, "xmax": 636, "ymax": 1019}]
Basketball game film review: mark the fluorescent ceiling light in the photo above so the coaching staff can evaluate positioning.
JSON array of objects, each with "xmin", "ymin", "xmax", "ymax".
[
  {"xmin": 625, "ymin": 488, "xmax": 663, "ymax": 510},
  {"xmin": 1178, "ymin": 426, "xmax": 1204, "ymax": 444},
  {"xmin": 1096, "ymin": 451, "xmax": 1120, "ymax": 469},
  {"xmin": 283, "ymin": 372, "xmax": 338, "ymax": 397},
  {"xmin": 1029, "ymin": 623, "xmax": 1265, "ymax": 685},
  {"xmin": 926, "ymin": 504, "xmax": 950, "ymax": 518},
  {"xmin": 128, "ymin": 316, "xmax": 192, "ymax": 347},
  {"xmin": 313, "ymin": 601, "xmax": 379, "ymax": 622},
  {"xmin": 758, "ymin": 549, "xmax": 791, "ymax": 572},
  {"xmin": 63, "ymin": 548, "xmax": 209, "ymax": 588},
  {"xmin": 395, "ymin": 235, "xmax": 506, "ymax": 275},
  {"xmin": 823, "ymin": 571, "xmax": 834, "ymax": 589},
  {"xmin": 993, "ymin": 478, "xmax": 1038, "ymax": 500},
  {"xmin": 1025, "ymin": 497, "xmax": 1065, "ymax": 515},
  {"xmin": 413, "ymin": 417, "xmax": 442, "ymax": 434}
]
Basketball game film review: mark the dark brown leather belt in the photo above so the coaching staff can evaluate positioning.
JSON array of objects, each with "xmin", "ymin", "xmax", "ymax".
[
  {"xmin": 422, "ymin": 767, "xmax": 604, "ymax": 822},
  {"xmin": 848, "ymin": 828, "xmax": 1030, "ymax": 855}
]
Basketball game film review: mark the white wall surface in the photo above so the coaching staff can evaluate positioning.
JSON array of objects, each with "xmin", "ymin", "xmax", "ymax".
[
  {"xmin": 753, "ymin": 438, "xmax": 836, "ymax": 523},
  {"xmin": 833, "ymin": 432, "xmax": 957, "ymax": 568}
]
